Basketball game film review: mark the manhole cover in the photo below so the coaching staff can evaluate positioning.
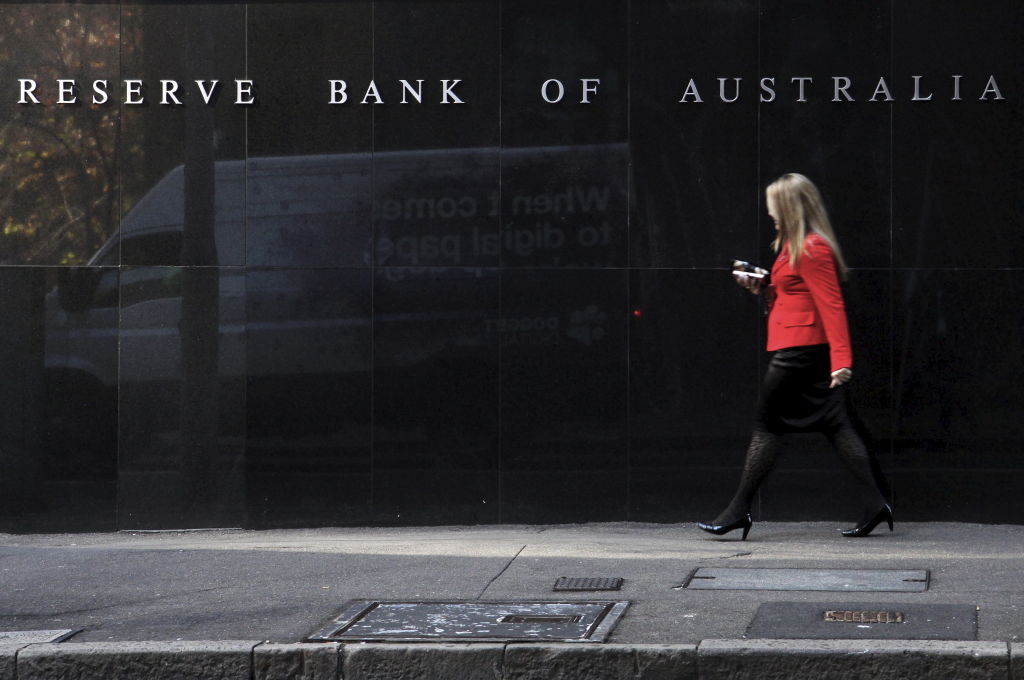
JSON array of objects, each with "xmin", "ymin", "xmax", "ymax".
[
  {"xmin": 684, "ymin": 568, "xmax": 929, "ymax": 592},
  {"xmin": 0, "ymin": 630, "xmax": 80, "ymax": 644},
  {"xmin": 553, "ymin": 577, "xmax": 624, "ymax": 592},
  {"xmin": 746, "ymin": 602, "xmax": 978, "ymax": 640},
  {"xmin": 307, "ymin": 600, "xmax": 629, "ymax": 643}
]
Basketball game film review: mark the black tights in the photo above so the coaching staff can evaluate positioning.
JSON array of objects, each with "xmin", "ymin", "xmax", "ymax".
[{"xmin": 712, "ymin": 424, "xmax": 888, "ymax": 527}]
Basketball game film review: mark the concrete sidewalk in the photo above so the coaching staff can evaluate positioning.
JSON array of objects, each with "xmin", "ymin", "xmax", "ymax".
[{"xmin": 1, "ymin": 522, "xmax": 1022, "ymax": 678}]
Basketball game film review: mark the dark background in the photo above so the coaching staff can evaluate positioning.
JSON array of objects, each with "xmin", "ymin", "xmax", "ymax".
[{"xmin": 0, "ymin": 0, "xmax": 1021, "ymax": 531}]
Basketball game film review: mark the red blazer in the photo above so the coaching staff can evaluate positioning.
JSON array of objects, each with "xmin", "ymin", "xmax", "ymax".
[{"xmin": 765, "ymin": 233, "xmax": 853, "ymax": 372}]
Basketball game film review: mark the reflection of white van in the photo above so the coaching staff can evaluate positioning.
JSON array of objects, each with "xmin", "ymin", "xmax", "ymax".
[{"xmin": 45, "ymin": 144, "xmax": 629, "ymax": 438}]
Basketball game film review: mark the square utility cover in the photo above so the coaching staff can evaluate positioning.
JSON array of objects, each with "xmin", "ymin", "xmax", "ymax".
[
  {"xmin": 684, "ymin": 568, "xmax": 929, "ymax": 592},
  {"xmin": 307, "ymin": 600, "xmax": 629, "ymax": 643},
  {"xmin": 746, "ymin": 602, "xmax": 978, "ymax": 640},
  {"xmin": 0, "ymin": 630, "xmax": 79, "ymax": 643}
]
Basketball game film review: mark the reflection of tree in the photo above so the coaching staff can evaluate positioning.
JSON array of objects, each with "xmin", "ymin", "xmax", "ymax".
[{"xmin": 0, "ymin": 6, "xmax": 134, "ymax": 264}]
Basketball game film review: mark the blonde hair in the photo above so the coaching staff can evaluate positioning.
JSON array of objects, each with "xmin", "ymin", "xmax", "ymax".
[{"xmin": 767, "ymin": 173, "xmax": 848, "ymax": 279}]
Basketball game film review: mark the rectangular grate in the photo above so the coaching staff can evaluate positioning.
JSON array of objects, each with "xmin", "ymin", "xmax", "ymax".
[
  {"xmin": 553, "ymin": 577, "xmax": 624, "ymax": 592},
  {"xmin": 684, "ymin": 568, "xmax": 930, "ymax": 592},
  {"xmin": 307, "ymin": 600, "xmax": 629, "ymax": 643},
  {"xmin": 499, "ymin": 614, "xmax": 582, "ymax": 624}
]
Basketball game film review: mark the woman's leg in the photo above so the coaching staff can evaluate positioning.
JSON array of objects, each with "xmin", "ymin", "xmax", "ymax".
[
  {"xmin": 705, "ymin": 355, "xmax": 792, "ymax": 527},
  {"xmin": 708, "ymin": 428, "xmax": 783, "ymax": 526},
  {"xmin": 827, "ymin": 423, "xmax": 890, "ymax": 525}
]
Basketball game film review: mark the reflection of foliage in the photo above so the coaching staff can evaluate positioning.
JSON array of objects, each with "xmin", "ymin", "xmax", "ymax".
[{"xmin": 0, "ymin": 6, "xmax": 138, "ymax": 264}]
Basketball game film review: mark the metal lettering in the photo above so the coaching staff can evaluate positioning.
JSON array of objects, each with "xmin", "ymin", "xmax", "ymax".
[{"xmin": 824, "ymin": 610, "xmax": 905, "ymax": 624}]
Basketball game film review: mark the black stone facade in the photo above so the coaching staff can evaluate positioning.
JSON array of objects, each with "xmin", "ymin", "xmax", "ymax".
[{"xmin": 0, "ymin": 1, "xmax": 1021, "ymax": 531}]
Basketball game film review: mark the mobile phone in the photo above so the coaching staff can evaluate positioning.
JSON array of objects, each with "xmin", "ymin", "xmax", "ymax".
[{"xmin": 732, "ymin": 259, "xmax": 768, "ymax": 276}]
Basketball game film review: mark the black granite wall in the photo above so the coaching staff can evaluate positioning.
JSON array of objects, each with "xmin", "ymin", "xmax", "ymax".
[{"xmin": 1, "ymin": 1, "xmax": 1020, "ymax": 531}]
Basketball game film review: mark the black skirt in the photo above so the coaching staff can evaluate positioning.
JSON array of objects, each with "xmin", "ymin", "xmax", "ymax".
[{"xmin": 754, "ymin": 344, "xmax": 851, "ymax": 435}]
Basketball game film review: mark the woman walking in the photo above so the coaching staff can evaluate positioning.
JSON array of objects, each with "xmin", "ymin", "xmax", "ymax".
[{"xmin": 698, "ymin": 173, "xmax": 892, "ymax": 540}]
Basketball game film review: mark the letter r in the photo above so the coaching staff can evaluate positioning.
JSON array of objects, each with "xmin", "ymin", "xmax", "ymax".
[{"xmin": 19, "ymin": 79, "xmax": 41, "ymax": 104}]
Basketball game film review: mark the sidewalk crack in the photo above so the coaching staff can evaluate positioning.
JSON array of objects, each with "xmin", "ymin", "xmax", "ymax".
[{"xmin": 476, "ymin": 545, "xmax": 526, "ymax": 599}]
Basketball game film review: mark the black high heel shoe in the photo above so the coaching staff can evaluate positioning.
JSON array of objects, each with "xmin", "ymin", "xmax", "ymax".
[
  {"xmin": 697, "ymin": 513, "xmax": 753, "ymax": 540},
  {"xmin": 841, "ymin": 504, "xmax": 894, "ymax": 537}
]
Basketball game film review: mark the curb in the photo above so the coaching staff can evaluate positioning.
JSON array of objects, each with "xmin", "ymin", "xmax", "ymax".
[
  {"xmin": 0, "ymin": 639, "xmax": 1019, "ymax": 679},
  {"xmin": 698, "ymin": 639, "xmax": 1013, "ymax": 680}
]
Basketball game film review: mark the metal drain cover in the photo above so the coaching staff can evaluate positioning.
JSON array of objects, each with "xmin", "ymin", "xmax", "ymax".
[
  {"xmin": 746, "ymin": 602, "xmax": 978, "ymax": 640},
  {"xmin": 307, "ymin": 600, "xmax": 629, "ymax": 642},
  {"xmin": 685, "ymin": 568, "xmax": 930, "ymax": 592},
  {"xmin": 0, "ymin": 630, "xmax": 80, "ymax": 643},
  {"xmin": 553, "ymin": 577, "xmax": 624, "ymax": 592}
]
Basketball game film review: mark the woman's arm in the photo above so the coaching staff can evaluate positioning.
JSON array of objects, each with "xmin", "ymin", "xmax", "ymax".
[{"xmin": 800, "ymin": 236, "xmax": 853, "ymax": 374}]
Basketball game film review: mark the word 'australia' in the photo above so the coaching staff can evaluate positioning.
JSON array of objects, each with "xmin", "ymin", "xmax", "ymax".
[
  {"xmin": 329, "ymin": 79, "xmax": 465, "ymax": 104},
  {"xmin": 679, "ymin": 75, "xmax": 1005, "ymax": 103}
]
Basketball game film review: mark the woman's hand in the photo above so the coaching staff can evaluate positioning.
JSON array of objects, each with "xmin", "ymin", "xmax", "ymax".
[
  {"xmin": 829, "ymin": 368, "xmax": 852, "ymax": 388},
  {"xmin": 733, "ymin": 271, "xmax": 765, "ymax": 294}
]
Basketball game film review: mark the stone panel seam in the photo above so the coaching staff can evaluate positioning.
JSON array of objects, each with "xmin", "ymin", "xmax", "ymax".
[
  {"xmin": 11, "ymin": 643, "xmax": 33, "ymax": 680},
  {"xmin": 253, "ymin": 641, "xmax": 344, "ymax": 680},
  {"xmin": 336, "ymin": 642, "xmax": 349, "ymax": 680},
  {"xmin": 249, "ymin": 640, "xmax": 261, "ymax": 680}
]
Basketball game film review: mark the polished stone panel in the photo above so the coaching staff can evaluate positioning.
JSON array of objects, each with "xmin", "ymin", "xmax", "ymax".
[
  {"xmin": 247, "ymin": 2, "xmax": 372, "ymax": 158},
  {"xmin": 891, "ymin": 270, "xmax": 1024, "ymax": 521},
  {"xmin": 373, "ymin": 148, "xmax": 499, "ymax": 268},
  {"xmin": 499, "ymin": 144, "xmax": 628, "ymax": 268},
  {"xmin": 501, "ymin": 0, "xmax": 627, "ymax": 147},
  {"xmin": 892, "ymin": 0, "xmax": 1023, "ymax": 268},
  {"xmin": 0, "ymin": 267, "xmax": 118, "ymax": 532},
  {"xmin": 628, "ymin": 269, "xmax": 759, "ymax": 521},
  {"xmin": 246, "ymin": 3, "xmax": 373, "ymax": 271},
  {"xmin": 0, "ymin": 1, "xmax": 1021, "ymax": 531},
  {"xmin": 117, "ymin": 266, "xmax": 246, "ymax": 528},
  {"xmin": 500, "ymin": 268, "xmax": 628, "ymax": 522},
  {"xmin": 373, "ymin": 1, "xmax": 498, "ymax": 152},
  {"xmin": 372, "ymin": 267, "xmax": 500, "ymax": 525},
  {"xmin": 759, "ymin": 0, "xmax": 892, "ymax": 269},
  {"xmin": 501, "ymin": 0, "xmax": 628, "ymax": 268},
  {"xmin": 120, "ymin": 4, "xmax": 247, "ymax": 267},
  {"xmin": 245, "ymin": 267, "xmax": 372, "ymax": 528},
  {"xmin": 630, "ymin": 0, "xmax": 759, "ymax": 268},
  {"xmin": 0, "ymin": 4, "xmax": 121, "ymax": 266},
  {"xmin": 245, "ymin": 154, "xmax": 373, "ymax": 268}
]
